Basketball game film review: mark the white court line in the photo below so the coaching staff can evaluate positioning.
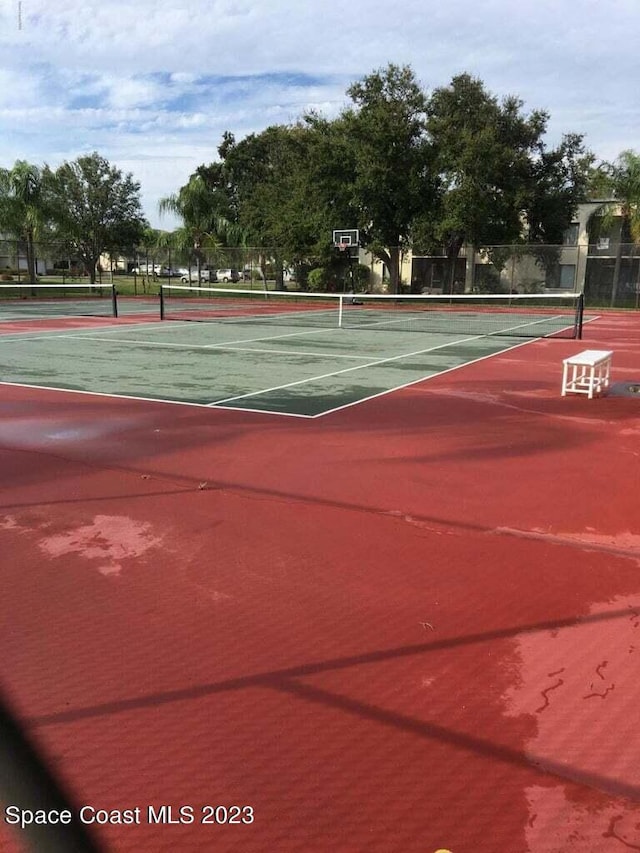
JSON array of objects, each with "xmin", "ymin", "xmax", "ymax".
[
  {"xmin": 149, "ymin": 320, "xmax": 345, "ymax": 346},
  {"xmin": 201, "ymin": 402, "xmax": 315, "ymax": 418},
  {"xmin": 203, "ymin": 344, "xmax": 368, "ymax": 359},
  {"xmin": 351, "ymin": 310, "xmax": 577, "ymax": 336},
  {"xmin": 0, "ymin": 319, "xmax": 367, "ymax": 351},
  {"xmin": 0, "ymin": 308, "xmax": 586, "ymax": 348},
  {"xmin": 51, "ymin": 335, "xmax": 217, "ymax": 349},
  {"xmin": 310, "ymin": 338, "xmax": 537, "ymax": 417},
  {"xmin": 307, "ymin": 315, "xmax": 597, "ymax": 418},
  {"xmin": 0, "ymin": 330, "xmax": 113, "ymax": 344},
  {"xmin": 0, "ymin": 380, "xmax": 315, "ymax": 418},
  {"xmin": 208, "ymin": 331, "xmax": 495, "ymax": 406},
  {"xmin": 180, "ymin": 303, "xmax": 575, "ymax": 339},
  {"xmin": 0, "ymin": 329, "xmax": 502, "ymax": 417},
  {"xmin": 167, "ymin": 304, "xmax": 338, "ymax": 324},
  {"xmin": 0, "ymin": 332, "xmax": 574, "ymax": 420},
  {"xmin": 41, "ymin": 334, "xmax": 373, "ymax": 361},
  {"xmin": 0, "ymin": 314, "xmax": 593, "ymax": 418},
  {"xmin": 0, "ymin": 313, "xmax": 107, "ymax": 325},
  {"xmin": 0, "ymin": 320, "xmax": 168, "ymax": 343}
]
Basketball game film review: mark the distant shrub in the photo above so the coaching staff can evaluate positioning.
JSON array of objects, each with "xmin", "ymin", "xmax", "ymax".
[
  {"xmin": 307, "ymin": 267, "xmax": 330, "ymax": 292},
  {"xmin": 352, "ymin": 263, "xmax": 370, "ymax": 288},
  {"xmin": 473, "ymin": 266, "xmax": 506, "ymax": 293}
]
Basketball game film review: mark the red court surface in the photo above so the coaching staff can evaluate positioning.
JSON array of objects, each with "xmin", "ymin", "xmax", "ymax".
[{"xmin": 1, "ymin": 312, "xmax": 640, "ymax": 852}]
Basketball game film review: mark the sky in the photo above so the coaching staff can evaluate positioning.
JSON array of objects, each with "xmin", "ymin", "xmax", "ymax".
[{"xmin": 1, "ymin": 0, "xmax": 639, "ymax": 230}]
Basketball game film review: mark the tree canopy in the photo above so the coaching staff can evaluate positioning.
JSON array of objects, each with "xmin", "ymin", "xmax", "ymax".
[
  {"xmin": 158, "ymin": 172, "xmax": 242, "ymax": 275},
  {"xmin": 0, "ymin": 160, "xmax": 49, "ymax": 282},
  {"xmin": 181, "ymin": 64, "xmax": 590, "ymax": 292},
  {"xmin": 45, "ymin": 152, "xmax": 146, "ymax": 283},
  {"xmin": 1, "ymin": 65, "xmax": 593, "ymax": 293},
  {"xmin": 421, "ymin": 73, "xmax": 594, "ymax": 290},
  {"xmin": 340, "ymin": 64, "xmax": 434, "ymax": 291}
]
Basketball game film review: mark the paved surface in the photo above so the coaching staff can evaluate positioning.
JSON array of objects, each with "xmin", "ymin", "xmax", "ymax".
[{"xmin": 1, "ymin": 312, "xmax": 639, "ymax": 852}]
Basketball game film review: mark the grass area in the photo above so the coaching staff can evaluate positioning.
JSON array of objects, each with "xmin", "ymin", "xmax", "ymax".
[{"xmin": 0, "ymin": 274, "xmax": 292, "ymax": 297}]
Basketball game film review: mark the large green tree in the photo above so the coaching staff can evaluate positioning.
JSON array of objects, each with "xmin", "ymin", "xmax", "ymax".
[
  {"xmin": 425, "ymin": 73, "xmax": 550, "ymax": 291},
  {"xmin": 524, "ymin": 133, "xmax": 593, "ymax": 244},
  {"xmin": 192, "ymin": 65, "xmax": 590, "ymax": 295},
  {"xmin": 515, "ymin": 132, "xmax": 593, "ymax": 290},
  {"xmin": 199, "ymin": 65, "xmax": 435, "ymax": 292},
  {"xmin": 0, "ymin": 160, "xmax": 49, "ymax": 283},
  {"xmin": 46, "ymin": 152, "xmax": 146, "ymax": 283},
  {"xmin": 340, "ymin": 64, "xmax": 434, "ymax": 292},
  {"xmin": 206, "ymin": 123, "xmax": 340, "ymax": 284},
  {"xmin": 195, "ymin": 131, "xmax": 240, "ymax": 225}
]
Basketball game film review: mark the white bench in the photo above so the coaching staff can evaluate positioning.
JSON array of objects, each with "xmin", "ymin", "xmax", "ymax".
[{"xmin": 561, "ymin": 350, "xmax": 613, "ymax": 399}]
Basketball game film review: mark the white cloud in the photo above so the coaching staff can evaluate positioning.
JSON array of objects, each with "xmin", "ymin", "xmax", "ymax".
[
  {"xmin": 102, "ymin": 77, "xmax": 170, "ymax": 110},
  {"xmin": 0, "ymin": 67, "xmax": 41, "ymax": 109},
  {"xmin": 1, "ymin": 0, "xmax": 640, "ymax": 226}
]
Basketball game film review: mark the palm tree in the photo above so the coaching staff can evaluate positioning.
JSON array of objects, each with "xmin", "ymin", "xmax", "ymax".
[
  {"xmin": 590, "ymin": 150, "xmax": 640, "ymax": 306},
  {"xmin": 133, "ymin": 226, "xmax": 165, "ymax": 291},
  {"xmin": 0, "ymin": 160, "xmax": 49, "ymax": 284},
  {"xmin": 158, "ymin": 173, "xmax": 243, "ymax": 280}
]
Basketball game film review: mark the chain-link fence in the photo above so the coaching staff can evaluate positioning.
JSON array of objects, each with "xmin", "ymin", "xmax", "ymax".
[
  {"xmin": 1, "ymin": 238, "xmax": 639, "ymax": 308},
  {"xmin": 582, "ymin": 242, "xmax": 640, "ymax": 308},
  {"xmin": 0, "ymin": 241, "xmax": 299, "ymax": 292},
  {"xmin": 409, "ymin": 245, "xmax": 577, "ymax": 296},
  {"xmin": 121, "ymin": 246, "xmax": 292, "ymax": 286},
  {"xmin": 409, "ymin": 243, "xmax": 640, "ymax": 308}
]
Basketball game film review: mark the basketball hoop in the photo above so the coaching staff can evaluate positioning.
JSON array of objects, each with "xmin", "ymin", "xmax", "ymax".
[{"xmin": 333, "ymin": 229, "xmax": 359, "ymax": 252}]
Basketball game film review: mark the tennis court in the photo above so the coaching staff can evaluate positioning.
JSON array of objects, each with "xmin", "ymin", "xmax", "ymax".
[
  {"xmin": 0, "ymin": 285, "xmax": 586, "ymax": 417},
  {"xmin": 1, "ymin": 288, "xmax": 640, "ymax": 853}
]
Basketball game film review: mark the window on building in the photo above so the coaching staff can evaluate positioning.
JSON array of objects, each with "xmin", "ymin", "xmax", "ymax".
[
  {"xmin": 560, "ymin": 264, "xmax": 576, "ymax": 289},
  {"xmin": 563, "ymin": 224, "xmax": 579, "ymax": 246}
]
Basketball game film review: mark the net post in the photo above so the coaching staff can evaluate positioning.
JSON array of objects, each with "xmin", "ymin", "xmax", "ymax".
[
  {"xmin": 338, "ymin": 294, "xmax": 344, "ymax": 328},
  {"xmin": 576, "ymin": 292, "xmax": 584, "ymax": 339},
  {"xmin": 111, "ymin": 284, "xmax": 118, "ymax": 318},
  {"xmin": 159, "ymin": 285, "xmax": 165, "ymax": 320}
]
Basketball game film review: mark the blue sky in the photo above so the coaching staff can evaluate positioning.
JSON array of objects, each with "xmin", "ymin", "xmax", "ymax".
[{"xmin": 1, "ymin": 0, "xmax": 639, "ymax": 229}]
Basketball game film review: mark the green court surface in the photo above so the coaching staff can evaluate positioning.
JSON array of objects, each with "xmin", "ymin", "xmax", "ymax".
[{"xmin": 0, "ymin": 317, "xmax": 532, "ymax": 417}]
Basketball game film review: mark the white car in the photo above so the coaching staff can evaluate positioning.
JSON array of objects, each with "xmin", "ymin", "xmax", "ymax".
[
  {"xmin": 133, "ymin": 264, "xmax": 173, "ymax": 277},
  {"xmin": 178, "ymin": 268, "xmax": 211, "ymax": 283},
  {"xmin": 216, "ymin": 269, "xmax": 240, "ymax": 283}
]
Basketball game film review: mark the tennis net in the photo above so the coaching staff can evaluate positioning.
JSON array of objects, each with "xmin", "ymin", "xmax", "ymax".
[
  {"xmin": 0, "ymin": 283, "xmax": 118, "ymax": 320},
  {"xmin": 159, "ymin": 285, "xmax": 584, "ymax": 339}
]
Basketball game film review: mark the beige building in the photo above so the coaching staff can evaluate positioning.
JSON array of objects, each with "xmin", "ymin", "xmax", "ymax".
[{"xmin": 359, "ymin": 200, "xmax": 638, "ymax": 305}]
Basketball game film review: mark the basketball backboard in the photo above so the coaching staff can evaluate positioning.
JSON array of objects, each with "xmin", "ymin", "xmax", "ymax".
[{"xmin": 332, "ymin": 229, "xmax": 359, "ymax": 248}]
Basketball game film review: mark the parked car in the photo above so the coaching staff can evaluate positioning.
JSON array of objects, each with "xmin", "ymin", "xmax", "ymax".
[
  {"xmin": 215, "ymin": 269, "xmax": 241, "ymax": 283},
  {"xmin": 178, "ymin": 268, "xmax": 211, "ymax": 283},
  {"xmin": 133, "ymin": 264, "xmax": 173, "ymax": 277}
]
